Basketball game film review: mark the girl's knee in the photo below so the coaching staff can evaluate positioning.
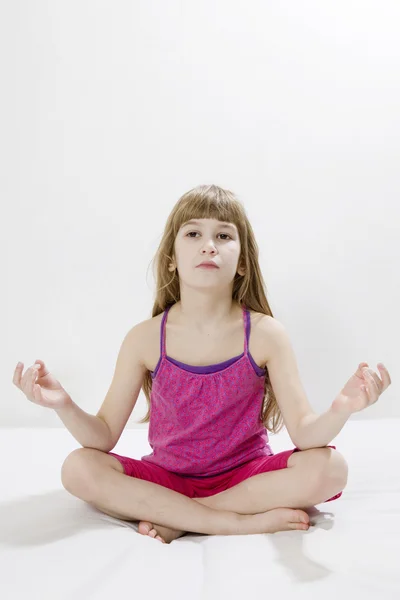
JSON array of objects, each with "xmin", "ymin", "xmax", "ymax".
[
  {"xmin": 61, "ymin": 448, "xmax": 99, "ymax": 497},
  {"xmin": 328, "ymin": 449, "xmax": 348, "ymax": 487},
  {"xmin": 312, "ymin": 448, "xmax": 349, "ymax": 489},
  {"xmin": 293, "ymin": 447, "xmax": 348, "ymax": 489}
]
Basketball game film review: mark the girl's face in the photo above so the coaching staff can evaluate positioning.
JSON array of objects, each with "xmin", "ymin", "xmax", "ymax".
[{"xmin": 173, "ymin": 218, "xmax": 244, "ymax": 287}]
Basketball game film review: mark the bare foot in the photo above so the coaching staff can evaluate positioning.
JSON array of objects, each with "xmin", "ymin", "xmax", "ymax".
[
  {"xmin": 243, "ymin": 507, "xmax": 312, "ymax": 534},
  {"xmin": 137, "ymin": 506, "xmax": 312, "ymax": 543},
  {"xmin": 194, "ymin": 497, "xmax": 313, "ymax": 534},
  {"xmin": 137, "ymin": 520, "xmax": 187, "ymax": 544},
  {"xmin": 137, "ymin": 497, "xmax": 214, "ymax": 542}
]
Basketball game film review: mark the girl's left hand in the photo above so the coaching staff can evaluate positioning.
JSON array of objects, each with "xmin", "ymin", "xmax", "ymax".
[{"xmin": 331, "ymin": 363, "xmax": 392, "ymax": 416}]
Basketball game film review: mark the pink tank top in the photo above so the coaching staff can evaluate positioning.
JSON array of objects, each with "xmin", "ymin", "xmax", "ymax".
[{"xmin": 141, "ymin": 304, "xmax": 274, "ymax": 477}]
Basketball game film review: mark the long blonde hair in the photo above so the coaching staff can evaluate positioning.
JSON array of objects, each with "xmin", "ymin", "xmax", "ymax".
[{"xmin": 136, "ymin": 184, "xmax": 284, "ymax": 434}]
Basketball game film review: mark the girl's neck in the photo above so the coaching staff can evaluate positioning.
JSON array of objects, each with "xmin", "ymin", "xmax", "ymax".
[{"xmin": 171, "ymin": 300, "xmax": 242, "ymax": 334}]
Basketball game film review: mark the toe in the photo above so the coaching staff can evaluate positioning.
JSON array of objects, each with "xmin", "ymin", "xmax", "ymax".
[
  {"xmin": 291, "ymin": 510, "xmax": 310, "ymax": 529},
  {"xmin": 138, "ymin": 521, "xmax": 167, "ymax": 542},
  {"xmin": 148, "ymin": 528, "xmax": 158, "ymax": 538},
  {"xmin": 297, "ymin": 510, "xmax": 310, "ymax": 524},
  {"xmin": 138, "ymin": 521, "xmax": 153, "ymax": 535}
]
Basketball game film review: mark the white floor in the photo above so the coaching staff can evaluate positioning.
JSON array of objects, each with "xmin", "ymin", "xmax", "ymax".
[{"xmin": 1, "ymin": 419, "xmax": 399, "ymax": 600}]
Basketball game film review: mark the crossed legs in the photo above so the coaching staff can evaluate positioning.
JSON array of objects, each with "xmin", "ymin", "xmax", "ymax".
[{"xmin": 61, "ymin": 447, "xmax": 347, "ymax": 537}]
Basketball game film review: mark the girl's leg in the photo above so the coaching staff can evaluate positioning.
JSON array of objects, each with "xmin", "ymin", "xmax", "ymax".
[
  {"xmin": 61, "ymin": 448, "xmax": 243, "ymax": 536},
  {"xmin": 61, "ymin": 448, "xmax": 314, "ymax": 543},
  {"xmin": 194, "ymin": 447, "xmax": 347, "ymax": 514}
]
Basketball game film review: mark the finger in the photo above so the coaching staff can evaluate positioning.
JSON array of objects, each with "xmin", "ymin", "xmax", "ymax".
[
  {"xmin": 362, "ymin": 378, "xmax": 375, "ymax": 406},
  {"xmin": 363, "ymin": 367, "xmax": 381, "ymax": 388},
  {"xmin": 34, "ymin": 359, "xmax": 49, "ymax": 377},
  {"xmin": 31, "ymin": 367, "xmax": 38, "ymax": 394},
  {"xmin": 32, "ymin": 375, "xmax": 42, "ymax": 403},
  {"xmin": 21, "ymin": 365, "xmax": 34, "ymax": 392},
  {"xmin": 20, "ymin": 366, "xmax": 32, "ymax": 390},
  {"xmin": 22, "ymin": 366, "xmax": 37, "ymax": 395},
  {"xmin": 13, "ymin": 362, "xmax": 24, "ymax": 388},
  {"xmin": 377, "ymin": 364, "xmax": 391, "ymax": 388},
  {"xmin": 361, "ymin": 383, "xmax": 372, "ymax": 405},
  {"xmin": 26, "ymin": 368, "xmax": 36, "ymax": 400},
  {"xmin": 363, "ymin": 370, "xmax": 379, "ymax": 401},
  {"xmin": 357, "ymin": 362, "xmax": 369, "ymax": 374}
]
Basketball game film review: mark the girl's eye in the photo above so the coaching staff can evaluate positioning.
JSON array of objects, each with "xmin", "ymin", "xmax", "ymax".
[{"xmin": 186, "ymin": 232, "xmax": 231, "ymax": 240}]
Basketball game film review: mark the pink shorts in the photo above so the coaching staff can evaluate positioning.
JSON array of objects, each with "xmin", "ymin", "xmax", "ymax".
[{"xmin": 108, "ymin": 444, "xmax": 342, "ymax": 503}]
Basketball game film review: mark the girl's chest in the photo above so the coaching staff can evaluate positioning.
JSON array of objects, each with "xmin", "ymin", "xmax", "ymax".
[{"xmin": 143, "ymin": 311, "xmax": 269, "ymax": 371}]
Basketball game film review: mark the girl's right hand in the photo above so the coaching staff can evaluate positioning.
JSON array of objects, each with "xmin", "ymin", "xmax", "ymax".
[{"xmin": 13, "ymin": 359, "xmax": 72, "ymax": 409}]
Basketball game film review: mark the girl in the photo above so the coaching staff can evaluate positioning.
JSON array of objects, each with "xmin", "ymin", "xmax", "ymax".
[{"xmin": 14, "ymin": 184, "xmax": 391, "ymax": 544}]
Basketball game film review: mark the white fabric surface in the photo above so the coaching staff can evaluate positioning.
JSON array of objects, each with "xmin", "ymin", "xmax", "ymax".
[{"xmin": 1, "ymin": 419, "xmax": 399, "ymax": 600}]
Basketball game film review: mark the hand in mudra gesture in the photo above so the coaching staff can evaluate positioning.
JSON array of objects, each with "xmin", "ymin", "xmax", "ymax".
[
  {"xmin": 331, "ymin": 362, "xmax": 391, "ymax": 416},
  {"xmin": 13, "ymin": 359, "xmax": 72, "ymax": 409}
]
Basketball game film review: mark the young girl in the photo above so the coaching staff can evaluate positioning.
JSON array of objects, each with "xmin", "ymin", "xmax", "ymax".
[{"xmin": 14, "ymin": 184, "xmax": 391, "ymax": 544}]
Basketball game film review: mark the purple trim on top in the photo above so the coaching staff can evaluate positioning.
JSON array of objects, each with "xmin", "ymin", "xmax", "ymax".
[
  {"xmin": 150, "ymin": 304, "xmax": 266, "ymax": 378},
  {"xmin": 165, "ymin": 352, "xmax": 245, "ymax": 374}
]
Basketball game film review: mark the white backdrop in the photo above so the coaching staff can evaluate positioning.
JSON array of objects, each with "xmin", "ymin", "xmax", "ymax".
[{"xmin": 3, "ymin": 1, "xmax": 399, "ymax": 430}]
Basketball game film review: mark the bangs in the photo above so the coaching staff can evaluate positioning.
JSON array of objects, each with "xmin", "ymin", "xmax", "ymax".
[{"xmin": 173, "ymin": 189, "xmax": 243, "ymax": 235}]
